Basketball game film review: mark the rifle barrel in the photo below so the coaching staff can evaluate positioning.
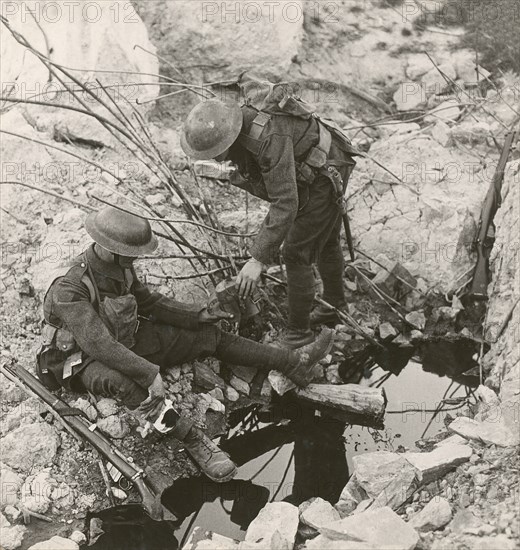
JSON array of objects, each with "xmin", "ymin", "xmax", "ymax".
[{"xmin": 0, "ymin": 362, "xmax": 166, "ymax": 521}]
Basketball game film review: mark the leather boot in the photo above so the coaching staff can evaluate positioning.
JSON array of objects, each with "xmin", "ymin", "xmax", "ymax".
[
  {"xmin": 171, "ymin": 416, "xmax": 237, "ymax": 483},
  {"xmin": 281, "ymin": 264, "xmax": 316, "ymax": 348},
  {"xmin": 281, "ymin": 327, "xmax": 335, "ymax": 387},
  {"xmin": 215, "ymin": 328, "xmax": 333, "ymax": 388}
]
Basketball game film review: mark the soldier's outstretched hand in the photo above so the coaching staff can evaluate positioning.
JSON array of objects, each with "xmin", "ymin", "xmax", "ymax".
[
  {"xmin": 138, "ymin": 373, "xmax": 166, "ymax": 419},
  {"xmin": 236, "ymin": 258, "xmax": 264, "ymax": 299}
]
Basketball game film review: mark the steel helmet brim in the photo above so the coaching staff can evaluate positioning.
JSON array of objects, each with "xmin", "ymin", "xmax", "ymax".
[
  {"xmin": 85, "ymin": 211, "xmax": 159, "ymax": 257},
  {"xmin": 180, "ymin": 100, "xmax": 243, "ymax": 161}
]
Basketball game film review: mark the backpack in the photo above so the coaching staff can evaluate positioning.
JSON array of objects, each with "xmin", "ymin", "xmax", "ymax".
[{"xmin": 236, "ymin": 73, "xmax": 360, "ymax": 180}]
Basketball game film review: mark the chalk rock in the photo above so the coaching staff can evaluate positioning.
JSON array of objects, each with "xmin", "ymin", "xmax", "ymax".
[
  {"xmin": 300, "ymin": 497, "xmax": 340, "ymax": 531},
  {"xmin": 472, "ymin": 535, "xmax": 517, "ymax": 550},
  {"xmin": 230, "ymin": 366, "xmax": 258, "ymax": 384},
  {"xmin": 194, "ymin": 363, "xmax": 226, "ymax": 390},
  {"xmin": 21, "ymin": 470, "xmax": 57, "ymax": 514},
  {"xmin": 421, "ymin": 64, "xmax": 457, "ymax": 94},
  {"xmin": 3, "ymin": 506, "xmax": 22, "ymax": 522},
  {"xmin": 353, "ymin": 452, "xmax": 418, "ymax": 498},
  {"xmin": 450, "ymin": 121, "xmax": 491, "ymax": 144},
  {"xmin": 0, "ymin": 512, "xmax": 11, "ymax": 528},
  {"xmin": 27, "ymin": 536, "xmax": 79, "ymax": 550},
  {"xmin": 403, "ymin": 444, "xmax": 472, "ymax": 484},
  {"xmin": 183, "ymin": 526, "xmax": 239, "ymax": 549},
  {"xmin": 304, "ymin": 534, "xmax": 375, "ymax": 550},
  {"xmin": 410, "ymin": 497, "xmax": 452, "ymax": 531},
  {"xmin": 393, "ymin": 82, "xmax": 426, "ymax": 111},
  {"xmin": 0, "ymin": 397, "xmax": 47, "ymax": 436},
  {"xmin": 111, "ymin": 488, "xmax": 128, "ymax": 501},
  {"xmin": 425, "ymin": 99, "xmax": 461, "ymax": 123},
  {"xmin": 230, "ymin": 375, "xmax": 250, "ymax": 396},
  {"xmin": 51, "ymin": 481, "xmax": 75, "ymax": 510},
  {"xmin": 268, "ymin": 371, "xmax": 297, "ymax": 396},
  {"xmin": 321, "ymin": 506, "xmax": 419, "ymax": 550},
  {"xmin": 96, "ymin": 398, "xmax": 119, "ymax": 418},
  {"xmin": 352, "ymin": 451, "xmax": 421, "ymax": 511},
  {"xmin": 0, "ymin": 464, "xmax": 24, "ymax": 506},
  {"xmin": 435, "ymin": 434, "xmax": 466, "ymax": 447},
  {"xmin": 379, "ymin": 322, "xmax": 397, "ymax": 340},
  {"xmin": 406, "ymin": 54, "xmax": 433, "ymax": 80},
  {"xmin": 474, "ymin": 386, "xmax": 501, "ymax": 422},
  {"xmin": 335, "ymin": 475, "xmax": 368, "ymax": 517},
  {"xmin": 0, "ymin": 423, "xmax": 60, "ymax": 472},
  {"xmin": 0, "ymin": 521, "xmax": 26, "ymax": 550},
  {"xmin": 448, "ymin": 416, "xmax": 519, "ymax": 447},
  {"xmin": 371, "ymin": 259, "xmax": 417, "ymax": 299},
  {"xmin": 405, "ymin": 311, "xmax": 426, "ymax": 330},
  {"xmin": 208, "ymin": 388, "xmax": 225, "ymax": 402},
  {"xmin": 225, "ymin": 386, "xmax": 240, "ymax": 402},
  {"xmin": 243, "ymin": 502, "xmax": 299, "ymax": 550},
  {"xmin": 431, "ymin": 121, "xmax": 453, "ymax": 147},
  {"xmin": 69, "ymin": 531, "xmax": 87, "ymax": 546},
  {"xmin": 137, "ymin": 1, "xmax": 303, "ymax": 80},
  {"xmin": 72, "ymin": 397, "xmax": 98, "ymax": 422},
  {"xmin": 145, "ymin": 193, "xmax": 165, "ymax": 206},
  {"xmin": 96, "ymin": 416, "xmax": 130, "ymax": 439},
  {"xmin": 199, "ymin": 393, "xmax": 226, "ymax": 414}
]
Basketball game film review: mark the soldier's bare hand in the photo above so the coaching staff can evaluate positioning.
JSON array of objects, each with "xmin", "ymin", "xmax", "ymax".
[
  {"xmin": 138, "ymin": 373, "xmax": 166, "ymax": 419},
  {"xmin": 198, "ymin": 307, "xmax": 234, "ymax": 323},
  {"xmin": 236, "ymin": 259, "xmax": 264, "ymax": 300}
]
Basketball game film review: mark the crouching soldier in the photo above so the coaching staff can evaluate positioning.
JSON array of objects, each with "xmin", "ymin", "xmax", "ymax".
[
  {"xmin": 180, "ymin": 93, "xmax": 359, "ymax": 349},
  {"xmin": 37, "ymin": 206, "xmax": 333, "ymax": 483}
]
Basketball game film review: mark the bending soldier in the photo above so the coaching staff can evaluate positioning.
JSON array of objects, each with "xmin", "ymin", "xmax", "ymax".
[
  {"xmin": 180, "ymin": 93, "xmax": 358, "ymax": 349},
  {"xmin": 38, "ymin": 207, "xmax": 334, "ymax": 483}
]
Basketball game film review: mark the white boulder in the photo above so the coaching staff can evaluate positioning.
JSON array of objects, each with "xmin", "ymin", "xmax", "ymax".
[
  {"xmin": 409, "ymin": 497, "xmax": 452, "ymax": 531},
  {"xmin": 243, "ymin": 502, "xmax": 299, "ymax": 550},
  {"xmin": 321, "ymin": 506, "xmax": 419, "ymax": 550}
]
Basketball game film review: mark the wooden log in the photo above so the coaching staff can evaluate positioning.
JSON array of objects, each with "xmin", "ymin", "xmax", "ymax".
[{"xmin": 294, "ymin": 384, "xmax": 387, "ymax": 420}]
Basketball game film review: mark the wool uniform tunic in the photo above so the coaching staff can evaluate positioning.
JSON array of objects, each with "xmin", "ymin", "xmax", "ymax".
[{"xmin": 228, "ymin": 105, "xmax": 356, "ymax": 267}]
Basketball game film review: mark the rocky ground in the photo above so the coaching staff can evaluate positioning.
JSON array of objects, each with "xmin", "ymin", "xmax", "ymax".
[{"xmin": 1, "ymin": 1, "xmax": 519, "ymax": 549}]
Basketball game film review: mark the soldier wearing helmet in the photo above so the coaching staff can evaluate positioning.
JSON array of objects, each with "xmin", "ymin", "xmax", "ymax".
[
  {"xmin": 38, "ymin": 206, "xmax": 333, "ymax": 482},
  {"xmin": 181, "ymin": 96, "xmax": 357, "ymax": 349}
]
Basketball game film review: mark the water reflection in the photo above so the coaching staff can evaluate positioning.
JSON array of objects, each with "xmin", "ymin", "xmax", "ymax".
[{"xmin": 163, "ymin": 410, "xmax": 349, "ymax": 544}]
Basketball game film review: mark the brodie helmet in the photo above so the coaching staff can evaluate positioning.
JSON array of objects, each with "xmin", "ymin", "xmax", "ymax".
[
  {"xmin": 85, "ymin": 207, "xmax": 158, "ymax": 257},
  {"xmin": 180, "ymin": 99, "xmax": 243, "ymax": 160}
]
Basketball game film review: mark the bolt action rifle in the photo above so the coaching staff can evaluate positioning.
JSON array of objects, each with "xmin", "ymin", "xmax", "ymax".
[
  {"xmin": 469, "ymin": 129, "xmax": 519, "ymax": 298},
  {"xmin": 0, "ymin": 361, "xmax": 172, "ymax": 521},
  {"xmin": 327, "ymin": 165, "xmax": 356, "ymax": 262}
]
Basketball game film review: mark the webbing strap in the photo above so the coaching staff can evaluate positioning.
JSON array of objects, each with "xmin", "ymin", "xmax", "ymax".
[
  {"xmin": 249, "ymin": 112, "xmax": 271, "ymax": 140},
  {"xmin": 81, "ymin": 274, "xmax": 97, "ymax": 305}
]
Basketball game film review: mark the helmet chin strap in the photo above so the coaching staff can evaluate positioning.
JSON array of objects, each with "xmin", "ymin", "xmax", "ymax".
[{"xmin": 113, "ymin": 253, "xmax": 121, "ymax": 266}]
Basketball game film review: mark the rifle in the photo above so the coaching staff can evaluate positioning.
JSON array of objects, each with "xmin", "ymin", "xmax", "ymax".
[
  {"xmin": 469, "ymin": 129, "xmax": 519, "ymax": 298},
  {"xmin": 327, "ymin": 165, "xmax": 356, "ymax": 262},
  {"xmin": 0, "ymin": 361, "xmax": 172, "ymax": 522}
]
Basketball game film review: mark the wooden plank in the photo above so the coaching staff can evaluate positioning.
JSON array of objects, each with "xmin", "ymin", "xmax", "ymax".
[{"xmin": 294, "ymin": 384, "xmax": 386, "ymax": 420}]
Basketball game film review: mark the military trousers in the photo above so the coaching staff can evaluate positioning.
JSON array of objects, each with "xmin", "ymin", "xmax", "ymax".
[{"xmin": 74, "ymin": 320, "xmax": 290, "ymax": 409}]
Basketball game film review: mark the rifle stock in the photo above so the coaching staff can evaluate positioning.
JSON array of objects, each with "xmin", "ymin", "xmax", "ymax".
[
  {"xmin": 469, "ymin": 130, "xmax": 518, "ymax": 298},
  {"xmin": 0, "ymin": 361, "xmax": 169, "ymax": 522}
]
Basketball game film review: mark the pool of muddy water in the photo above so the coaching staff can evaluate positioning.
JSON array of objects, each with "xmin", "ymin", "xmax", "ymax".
[{"xmin": 87, "ymin": 339, "xmax": 479, "ymax": 549}]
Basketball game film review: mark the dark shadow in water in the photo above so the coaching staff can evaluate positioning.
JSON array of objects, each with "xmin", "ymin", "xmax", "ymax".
[
  {"xmin": 86, "ymin": 505, "xmax": 178, "ymax": 550},
  {"xmin": 161, "ymin": 410, "xmax": 349, "ymax": 545}
]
